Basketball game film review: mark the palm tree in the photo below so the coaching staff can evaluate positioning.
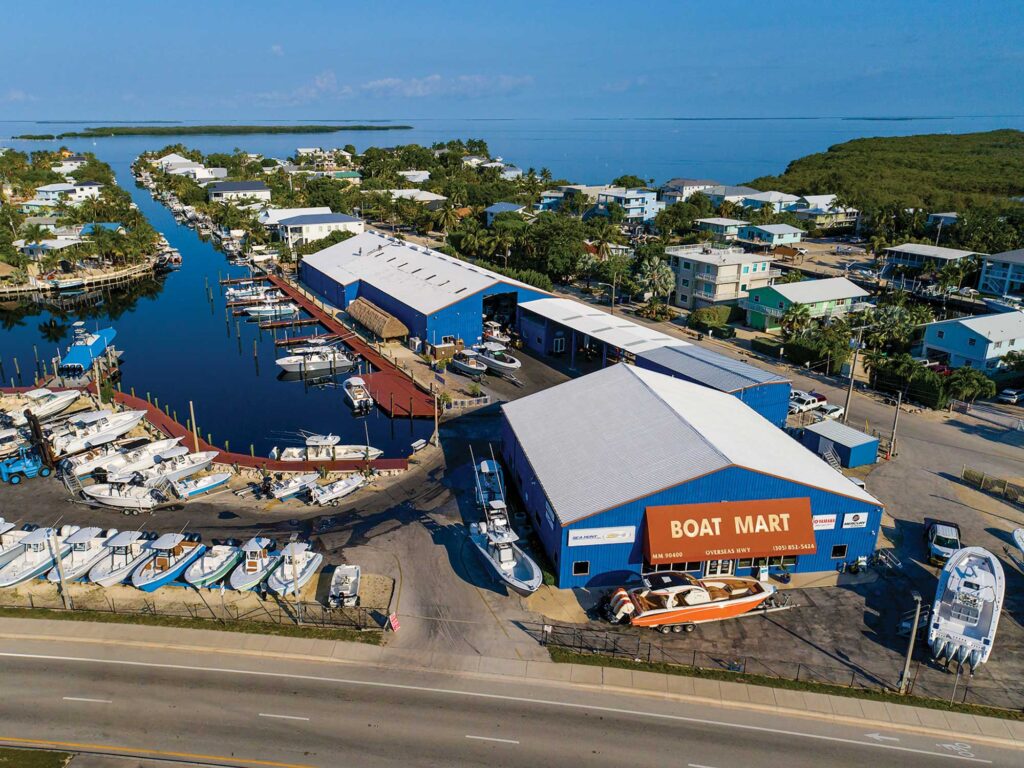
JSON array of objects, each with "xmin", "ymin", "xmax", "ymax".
[
  {"xmin": 889, "ymin": 352, "xmax": 925, "ymax": 397},
  {"xmin": 638, "ymin": 255, "xmax": 674, "ymax": 304},
  {"xmin": 778, "ymin": 270, "xmax": 804, "ymax": 284},
  {"xmin": 779, "ymin": 303, "xmax": 812, "ymax": 339},
  {"xmin": 491, "ymin": 224, "xmax": 517, "ymax": 269},
  {"xmin": 588, "ymin": 219, "xmax": 623, "ymax": 261},
  {"xmin": 432, "ymin": 204, "xmax": 461, "ymax": 244},
  {"xmin": 946, "ymin": 367, "xmax": 996, "ymax": 404}
]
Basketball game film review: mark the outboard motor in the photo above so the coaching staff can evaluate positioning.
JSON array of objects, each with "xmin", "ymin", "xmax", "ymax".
[{"xmin": 607, "ymin": 588, "xmax": 635, "ymax": 624}]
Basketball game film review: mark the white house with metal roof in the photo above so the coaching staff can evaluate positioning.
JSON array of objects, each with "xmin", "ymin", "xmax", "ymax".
[
  {"xmin": 978, "ymin": 248, "xmax": 1024, "ymax": 297},
  {"xmin": 921, "ymin": 311, "xmax": 1024, "ymax": 370},
  {"xmin": 276, "ymin": 212, "xmax": 364, "ymax": 249},
  {"xmin": 501, "ymin": 364, "xmax": 882, "ymax": 588},
  {"xmin": 737, "ymin": 223, "xmax": 803, "ymax": 247},
  {"xmin": 384, "ymin": 189, "xmax": 448, "ymax": 210},
  {"xmin": 299, "ymin": 231, "xmax": 549, "ymax": 346},
  {"xmin": 882, "ymin": 243, "xmax": 979, "ymax": 270},
  {"xmin": 207, "ymin": 181, "xmax": 271, "ymax": 204}
]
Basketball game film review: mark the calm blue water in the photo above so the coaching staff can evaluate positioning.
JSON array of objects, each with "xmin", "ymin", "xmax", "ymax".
[{"xmin": 1, "ymin": 116, "xmax": 1022, "ymax": 455}]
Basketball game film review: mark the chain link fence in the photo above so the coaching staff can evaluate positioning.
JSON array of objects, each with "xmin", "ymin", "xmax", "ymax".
[{"xmin": 961, "ymin": 465, "xmax": 1024, "ymax": 506}]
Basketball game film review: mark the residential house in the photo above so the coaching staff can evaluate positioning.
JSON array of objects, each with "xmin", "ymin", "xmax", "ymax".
[
  {"xmin": 276, "ymin": 213, "xmax": 364, "ymax": 249},
  {"xmin": 258, "ymin": 206, "xmax": 332, "ymax": 228},
  {"xmin": 593, "ymin": 187, "xmax": 664, "ymax": 223},
  {"xmin": 978, "ymin": 248, "xmax": 1024, "ymax": 297},
  {"xmin": 80, "ymin": 222, "xmax": 125, "ymax": 236},
  {"xmin": 153, "ymin": 152, "xmax": 194, "ymax": 171},
  {"xmin": 659, "ymin": 178, "xmax": 719, "ymax": 204},
  {"xmin": 742, "ymin": 277, "xmax": 870, "ymax": 331},
  {"xmin": 694, "ymin": 217, "xmax": 748, "ymax": 240},
  {"xmin": 927, "ymin": 212, "xmax": 958, "ymax": 228},
  {"xmin": 701, "ymin": 185, "xmax": 760, "ymax": 207},
  {"xmin": 462, "ymin": 155, "xmax": 488, "ymax": 167},
  {"xmin": 331, "ymin": 170, "xmax": 362, "ymax": 184},
  {"xmin": 738, "ymin": 223, "xmax": 804, "ymax": 247},
  {"xmin": 921, "ymin": 311, "xmax": 1024, "ymax": 370},
  {"xmin": 740, "ymin": 190, "xmax": 800, "ymax": 213},
  {"xmin": 499, "ymin": 165, "xmax": 523, "ymax": 180},
  {"xmin": 35, "ymin": 181, "xmax": 102, "ymax": 204},
  {"xmin": 534, "ymin": 189, "xmax": 564, "ymax": 212},
  {"xmin": 14, "ymin": 238, "xmax": 84, "ymax": 260},
  {"xmin": 207, "ymin": 181, "xmax": 272, "ymax": 204},
  {"xmin": 384, "ymin": 189, "xmax": 447, "ymax": 210},
  {"xmin": 668, "ymin": 244, "xmax": 779, "ymax": 310},
  {"xmin": 583, "ymin": 240, "xmax": 633, "ymax": 261},
  {"xmin": 53, "ymin": 154, "xmax": 87, "ymax": 175},
  {"xmin": 485, "ymin": 202, "xmax": 526, "ymax": 226},
  {"xmin": 168, "ymin": 164, "xmax": 228, "ymax": 182},
  {"xmin": 397, "ymin": 170, "xmax": 431, "ymax": 184},
  {"xmin": 790, "ymin": 194, "xmax": 859, "ymax": 229},
  {"xmin": 881, "ymin": 243, "xmax": 978, "ymax": 272}
]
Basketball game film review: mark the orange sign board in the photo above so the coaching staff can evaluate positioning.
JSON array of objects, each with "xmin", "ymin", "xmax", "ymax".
[{"xmin": 645, "ymin": 498, "xmax": 817, "ymax": 563}]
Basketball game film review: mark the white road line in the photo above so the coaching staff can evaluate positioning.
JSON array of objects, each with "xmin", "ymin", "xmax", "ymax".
[
  {"xmin": 0, "ymin": 653, "xmax": 991, "ymax": 764},
  {"xmin": 258, "ymin": 713, "xmax": 310, "ymax": 722},
  {"xmin": 689, "ymin": 764, "xmax": 719, "ymax": 768},
  {"xmin": 62, "ymin": 697, "xmax": 112, "ymax": 704},
  {"xmin": 465, "ymin": 735, "xmax": 519, "ymax": 745}
]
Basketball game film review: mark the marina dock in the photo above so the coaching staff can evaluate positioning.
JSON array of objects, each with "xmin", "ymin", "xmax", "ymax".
[{"xmin": 266, "ymin": 275, "xmax": 436, "ymax": 418}]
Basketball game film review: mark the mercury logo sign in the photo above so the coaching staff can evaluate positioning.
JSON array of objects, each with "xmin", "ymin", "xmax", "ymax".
[{"xmin": 670, "ymin": 513, "xmax": 792, "ymax": 539}]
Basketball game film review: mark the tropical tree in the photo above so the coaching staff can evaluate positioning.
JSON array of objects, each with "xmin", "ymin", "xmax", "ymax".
[
  {"xmin": 779, "ymin": 304, "xmax": 812, "ymax": 339},
  {"xmin": 431, "ymin": 203, "xmax": 461, "ymax": 243},
  {"xmin": 945, "ymin": 367, "xmax": 996, "ymax": 404},
  {"xmin": 637, "ymin": 254, "xmax": 674, "ymax": 303},
  {"xmin": 21, "ymin": 222, "xmax": 49, "ymax": 246},
  {"xmin": 587, "ymin": 219, "xmax": 623, "ymax": 260},
  {"xmin": 778, "ymin": 270, "xmax": 804, "ymax": 284},
  {"xmin": 490, "ymin": 222, "xmax": 518, "ymax": 269}
]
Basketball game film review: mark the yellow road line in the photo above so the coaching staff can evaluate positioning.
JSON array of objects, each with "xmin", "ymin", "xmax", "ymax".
[{"xmin": 0, "ymin": 735, "xmax": 317, "ymax": 768}]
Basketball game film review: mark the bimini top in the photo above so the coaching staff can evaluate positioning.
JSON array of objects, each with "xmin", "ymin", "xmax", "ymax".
[
  {"xmin": 302, "ymin": 231, "xmax": 548, "ymax": 315},
  {"xmin": 64, "ymin": 526, "xmax": 104, "ymax": 545},
  {"xmin": 105, "ymin": 531, "xmax": 144, "ymax": 547},
  {"xmin": 241, "ymin": 536, "xmax": 272, "ymax": 552},
  {"xmin": 281, "ymin": 541, "xmax": 310, "ymax": 557},
  {"xmin": 150, "ymin": 533, "xmax": 186, "ymax": 550},
  {"xmin": 502, "ymin": 364, "xmax": 879, "ymax": 526}
]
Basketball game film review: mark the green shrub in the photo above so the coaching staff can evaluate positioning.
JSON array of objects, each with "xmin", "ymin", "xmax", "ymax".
[
  {"xmin": 688, "ymin": 305, "xmax": 731, "ymax": 328},
  {"xmin": 751, "ymin": 337, "xmax": 784, "ymax": 357}
]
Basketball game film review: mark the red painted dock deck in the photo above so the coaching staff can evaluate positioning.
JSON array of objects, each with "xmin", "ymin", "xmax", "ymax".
[{"xmin": 266, "ymin": 275, "xmax": 435, "ymax": 418}]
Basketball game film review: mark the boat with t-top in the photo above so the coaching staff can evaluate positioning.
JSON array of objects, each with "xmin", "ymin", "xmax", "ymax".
[{"xmin": 928, "ymin": 547, "xmax": 1005, "ymax": 672}]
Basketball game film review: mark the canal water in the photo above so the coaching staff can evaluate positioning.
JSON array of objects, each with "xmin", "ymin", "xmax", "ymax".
[{"xmin": 0, "ymin": 154, "xmax": 432, "ymax": 458}]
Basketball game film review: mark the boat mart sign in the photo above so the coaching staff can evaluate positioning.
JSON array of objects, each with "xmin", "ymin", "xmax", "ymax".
[
  {"xmin": 567, "ymin": 526, "xmax": 636, "ymax": 547},
  {"xmin": 644, "ymin": 498, "xmax": 817, "ymax": 563}
]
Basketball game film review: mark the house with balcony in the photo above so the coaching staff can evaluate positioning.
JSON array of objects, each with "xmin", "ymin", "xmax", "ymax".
[
  {"xmin": 276, "ymin": 212, "xmax": 364, "ymax": 249},
  {"xmin": 789, "ymin": 195, "xmax": 859, "ymax": 229},
  {"xmin": 921, "ymin": 312, "xmax": 1024, "ymax": 370},
  {"xmin": 484, "ymin": 202, "xmax": 527, "ymax": 226},
  {"xmin": 53, "ymin": 154, "xmax": 87, "ymax": 176},
  {"xmin": 659, "ymin": 178, "xmax": 720, "ymax": 204},
  {"xmin": 384, "ymin": 188, "xmax": 447, "ymax": 210},
  {"xmin": 667, "ymin": 244, "xmax": 779, "ymax": 310},
  {"xmin": 34, "ymin": 181, "xmax": 103, "ymax": 204},
  {"xmin": 742, "ymin": 277, "xmax": 869, "ymax": 332},
  {"xmin": 207, "ymin": 180, "xmax": 272, "ymax": 204},
  {"xmin": 881, "ymin": 243, "xmax": 979, "ymax": 273},
  {"xmin": 740, "ymin": 190, "xmax": 800, "ymax": 213},
  {"xmin": 694, "ymin": 217, "xmax": 748, "ymax": 240},
  {"xmin": 978, "ymin": 248, "xmax": 1024, "ymax": 297},
  {"xmin": 593, "ymin": 187, "xmax": 664, "ymax": 223},
  {"xmin": 701, "ymin": 185, "xmax": 760, "ymax": 207},
  {"xmin": 738, "ymin": 223, "xmax": 804, "ymax": 247}
]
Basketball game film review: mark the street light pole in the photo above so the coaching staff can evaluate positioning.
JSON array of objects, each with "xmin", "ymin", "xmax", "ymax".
[{"xmin": 899, "ymin": 590, "xmax": 923, "ymax": 695}]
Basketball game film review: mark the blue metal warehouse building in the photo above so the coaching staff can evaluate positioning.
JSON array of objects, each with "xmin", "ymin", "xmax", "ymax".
[
  {"xmin": 801, "ymin": 419, "xmax": 879, "ymax": 469},
  {"xmin": 516, "ymin": 297, "xmax": 791, "ymax": 424},
  {"xmin": 501, "ymin": 364, "xmax": 883, "ymax": 589},
  {"xmin": 300, "ymin": 232, "xmax": 549, "ymax": 346}
]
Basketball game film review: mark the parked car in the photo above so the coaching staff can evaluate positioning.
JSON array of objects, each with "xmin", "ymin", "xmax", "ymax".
[
  {"xmin": 789, "ymin": 392, "xmax": 823, "ymax": 414},
  {"xmin": 997, "ymin": 389, "xmax": 1023, "ymax": 404},
  {"xmin": 924, "ymin": 519, "xmax": 962, "ymax": 566},
  {"xmin": 816, "ymin": 404, "xmax": 845, "ymax": 420}
]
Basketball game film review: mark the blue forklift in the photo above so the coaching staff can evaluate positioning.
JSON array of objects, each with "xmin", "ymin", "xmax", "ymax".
[{"xmin": 0, "ymin": 410, "xmax": 56, "ymax": 484}]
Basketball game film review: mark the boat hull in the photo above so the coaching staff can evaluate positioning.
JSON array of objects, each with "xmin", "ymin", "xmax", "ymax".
[
  {"xmin": 266, "ymin": 553, "xmax": 324, "ymax": 596},
  {"xmin": 184, "ymin": 550, "xmax": 242, "ymax": 588},
  {"xmin": 0, "ymin": 546, "xmax": 71, "ymax": 588},
  {"xmin": 469, "ymin": 533, "xmax": 542, "ymax": 596},
  {"xmin": 90, "ymin": 553, "xmax": 153, "ymax": 587},
  {"xmin": 627, "ymin": 590, "xmax": 772, "ymax": 627},
  {"xmin": 132, "ymin": 545, "xmax": 206, "ymax": 592},
  {"xmin": 229, "ymin": 558, "xmax": 281, "ymax": 591}
]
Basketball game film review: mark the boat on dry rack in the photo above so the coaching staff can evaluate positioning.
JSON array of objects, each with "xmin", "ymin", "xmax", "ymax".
[{"xmin": 606, "ymin": 571, "xmax": 776, "ymax": 632}]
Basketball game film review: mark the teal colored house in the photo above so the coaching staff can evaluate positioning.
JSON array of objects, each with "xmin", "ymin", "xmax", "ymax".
[
  {"xmin": 738, "ymin": 223, "xmax": 803, "ymax": 246},
  {"xmin": 742, "ymin": 277, "xmax": 869, "ymax": 331}
]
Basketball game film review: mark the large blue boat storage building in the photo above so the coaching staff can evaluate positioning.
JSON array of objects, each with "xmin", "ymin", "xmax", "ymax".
[
  {"xmin": 516, "ymin": 298, "xmax": 791, "ymax": 425},
  {"xmin": 501, "ymin": 365, "xmax": 882, "ymax": 589},
  {"xmin": 300, "ymin": 232, "xmax": 549, "ymax": 347}
]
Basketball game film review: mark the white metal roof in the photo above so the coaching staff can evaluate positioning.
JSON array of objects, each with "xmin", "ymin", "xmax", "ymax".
[
  {"xmin": 23, "ymin": 528, "xmax": 57, "ymax": 545},
  {"xmin": 258, "ymin": 207, "xmax": 331, "ymax": 226},
  {"xmin": 743, "ymin": 191, "xmax": 800, "ymax": 204},
  {"xmin": 281, "ymin": 541, "xmax": 310, "ymax": 556},
  {"xmin": 804, "ymin": 419, "xmax": 878, "ymax": 448},
  {"xmin": 502, "ymin": 365, "xmax": 879, "ymax": 526},
  {"xmin": 241, "ymin": 536, "xmax": 272, "ymax": 552},
  {"xmin": 744, "ymin": 223, "xmax": 803, "ymax": 235},
  {"xmin": 930, "ymin": 310, "xmax": 1024, "ymax": 343},
  {"xmin": 385, "ymin": 189, "xmax": 447, "ymax": 203},
  {"xmin": 37, "ymin": 183, "xmax": 74, "ymax": 192},
  {"xmin": 303, "ymin": 232, "xmax": 543, "ymax": 315},
  {"xmin": 65, "ymin": 526, "xmax": 104, "ymax": 544},
  {"xmin": 696, "ymin": 217, "xmax": 749, "ymax": 227},
  {"xmin": 885, "ymin": 243, "xmax": 977, "ymax": 261},
  {"xmin": 770, "ymin": 277, "xmax": 869, "ymax": 305},
  {"xmin": 518, "ymin": 297, "xmax": 682, "ymax": 354}
]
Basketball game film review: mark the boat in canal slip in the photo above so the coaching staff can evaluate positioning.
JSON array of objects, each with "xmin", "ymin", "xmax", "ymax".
[
  {"xmin": 928, "ymin": 547, "xmax": 1005, "ymax": 672},
  {"xmin": 275, "ymin": 347, "xmax": 353, "ymax": 375},
  {"xmin": 270, "ymin": 433, "xmax": 382, "ymax": 462},
  {"xmin": 46, "ymin": 527, "xmax": 117, "ymax": 582},
  {"xmin": 131, "ymin": 533, "xmax": 205, "ymax": 592},
  {"xmin": 229, "ymin": 536, "xmax": 280, "ymax": 591},
  {"xmin": 606, "ymin": 571, "xmax": 776, "ymax": 632},
  {"xmin": 245, "ymin": 301, "xmax": 299, "ymax": 318},
  {"xmin": 266, "ymin": 541, "xmax": 323, "ymax": 597},
  {"xmin": 343, "ymin": 377, "xmax": 374, "ymax": 412}
]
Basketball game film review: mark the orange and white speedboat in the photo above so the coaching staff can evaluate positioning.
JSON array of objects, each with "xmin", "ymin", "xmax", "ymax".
[{"xmin": 607, "ymin": 571, "xmax": 775, "ymax": 631}]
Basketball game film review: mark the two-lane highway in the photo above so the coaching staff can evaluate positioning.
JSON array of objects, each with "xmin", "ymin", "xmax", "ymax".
[{"xmin": 0, "ymin": 637, "xmax": 1017, "ymax": 767}]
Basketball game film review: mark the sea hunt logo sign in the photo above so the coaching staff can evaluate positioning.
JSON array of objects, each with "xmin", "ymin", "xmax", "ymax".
[
  {"xmin": 567, "ymin": 526, "xmax": 636, "ymax": 547},
  {"xmin": 812, "ymin": 514, "xmax": 837, "ymax": 531},
  {"xmin": 645, "ymin": 498, "xmax": 817, "ymax": 563},
  {"xmin": 842, "ymin": 512, "xmax": 868, "ymax": 529}
]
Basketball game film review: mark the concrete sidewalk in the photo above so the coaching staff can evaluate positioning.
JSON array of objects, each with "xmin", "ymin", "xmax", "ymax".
[{"xmin": 1, "ymin": 616, "xmax": 1021, "ymax": 749}]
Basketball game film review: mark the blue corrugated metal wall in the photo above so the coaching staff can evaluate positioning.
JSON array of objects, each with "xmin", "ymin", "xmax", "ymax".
[
  {"xmin": 502, "ymin": 411, "xmax": 882, "ymax": 589},
  {"xmin": 800, "ymin": 430, "xmax": 879, "ymax": 468}
]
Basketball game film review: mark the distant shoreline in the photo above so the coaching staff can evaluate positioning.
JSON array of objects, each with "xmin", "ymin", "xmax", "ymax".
[{"xmin": 13, "ymin": 124, "xmax": 414, "ymax": 139}]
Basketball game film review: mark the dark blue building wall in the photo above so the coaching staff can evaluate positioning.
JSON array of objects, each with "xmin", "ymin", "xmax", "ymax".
[
  {"xmin": 632, "ymin": 356, "xmax": 790, "ymax": 427},
  {"xmin": 502, "ymin": 413, "xmax": 882, "ymax": 589},
  {"xmin": 800, "ymin": 430, "xmax": 879, "ymax": 469}
]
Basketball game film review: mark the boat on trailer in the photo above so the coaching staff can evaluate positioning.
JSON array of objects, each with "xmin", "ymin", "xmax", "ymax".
[
  {"xmin": 309, "ymin": 474, "xmax": 365, "ymax": 506},
  {"xmin": 268, "ymin": 472, "xmax": 319, "ymax": 501},
  {"xmin": 928, "ymin": 547, "xmax": 1005, "ymax": 672},
  {"xmin": 482, "ymin": 320, "xmax": 511, "ymax": 345},
  {"xmin": 449, "ymin": 349, "xmax": 487, "ymax": 378},
  {"xmin": 328, "ymin": 564, "xmax": 361, "ymax": 607},
  {"xmin": 606, "ymin": 571, "xmax": 776, "ymax": 632},
  {"xmin": 171, "ymin": 471, "xmax": 231, "ymax": 499},
  {"xmin": 471, "ymin": 342, "xmax": 521, "ymax": 375},
  {"xmin": 82, "ymin": 483, "xmax": 170, "ymax": 511}
]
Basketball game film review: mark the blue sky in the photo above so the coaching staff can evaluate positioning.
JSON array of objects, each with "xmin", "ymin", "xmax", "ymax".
[{"xmin": 2, "ymin": 0, "xmax": 1022, "ymax": 120}]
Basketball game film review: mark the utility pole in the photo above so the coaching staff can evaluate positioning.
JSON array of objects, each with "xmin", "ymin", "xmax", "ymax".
[
  {"xmin": 889, "ymin": 390, "xmax": 903, "ymax": 459},
  {"xmin": 51, "ymin": 528, "xmax": 72, "ymax": 611},
  {"xmin": 898, "ymin": 590, "xmax": 922, "ymax": 694},
  {"xmin": 842, "ymin": 326, "xmax": 865, "ymax": 424}
]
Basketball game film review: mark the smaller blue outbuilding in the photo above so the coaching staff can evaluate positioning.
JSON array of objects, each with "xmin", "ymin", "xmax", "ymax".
[{"xmin": 800, "ymin": 419, "xmax": 879, "ymax": 468}]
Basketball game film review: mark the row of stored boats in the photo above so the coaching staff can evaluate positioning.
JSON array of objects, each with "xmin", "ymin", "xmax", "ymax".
[{"xmin": 0, "ymin": 521, "xmax": 323, "ymax": 596}]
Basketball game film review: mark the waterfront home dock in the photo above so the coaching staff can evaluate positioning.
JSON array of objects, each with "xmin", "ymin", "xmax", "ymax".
[{"xmin": 266, "ymin": 275, "xmax": 436, "ymax": 418}]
